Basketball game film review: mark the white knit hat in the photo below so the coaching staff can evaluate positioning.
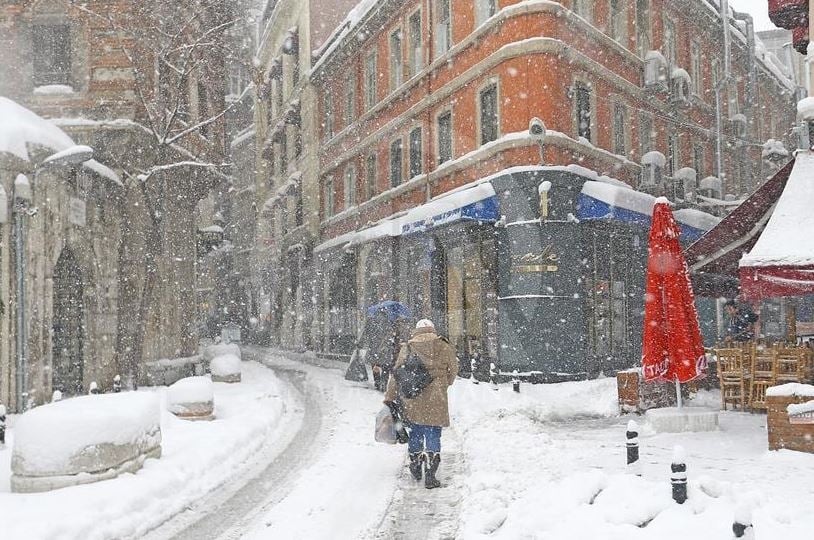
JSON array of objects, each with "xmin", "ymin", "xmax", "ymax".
[{"xmin": 416, "ymin": 319, "xmax": 435, "ymax": 329}]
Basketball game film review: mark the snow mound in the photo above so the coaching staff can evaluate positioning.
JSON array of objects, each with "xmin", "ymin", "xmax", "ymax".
[
  {"xmin": 11, "ymin": 392, "xmax": 161, "ymax": 478},
  {"xmin": 167, "ymin": 376, "xmax": 214, "ymax": 409},
  {"xmin": 767, "ymin": 383, "xmax": 814, "ymax": 398},
  {"xmin": 211, "ymin": 354, "xmax": 242, "ymax": 383},
  {"xmin": 203, "ymin": 342, "xmax": 241, "ymax": 362},
  {"xmin": 797, "ymin": 97, "xmax": 814, "ymax": 121}
]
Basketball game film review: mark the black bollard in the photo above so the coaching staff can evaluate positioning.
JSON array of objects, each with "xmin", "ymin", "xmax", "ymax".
[
  {"xmin": 470, "ymin": 357, "xmax": 479, "ymax": 385},
  {"xmin": 113, "ymin": 375, "xmax": 122, "ymax": 393},
  {"xmin": 626, "ymin": 420, "xmax": 640, "ymax": 474},
  {"xmin": 0, "ymin": 404, "xmax": 6, "ymax": 447},
  {"xmin": 89, "ymin": 381, "xmax": 99, "ymax": 395},
  {"xmin": 671, "ymin": 445, "xmax": 687, "ymax": 504},
  {"xmin": 512, "ymin": 370, "xmax": 520, "ymax": 393},
  {"xmin": 732, "ymin": 505, "xmax": 752, "ymax": 538},
  {"xmin": 489, "ymin": 363, "xmax": 499, "ymax": 390}
]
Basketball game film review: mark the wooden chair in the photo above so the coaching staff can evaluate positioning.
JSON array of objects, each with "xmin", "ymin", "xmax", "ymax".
[
  {"xmin": 775, "ymin": 348, "xmax": 807, "ymax": 383},
  {"xmin": 715, "ymin": 348, "xmax": 748, "ymax": 411},
  {"xmin": 750, "ymin": 347, "xmax": 777, "ymax": 412}
]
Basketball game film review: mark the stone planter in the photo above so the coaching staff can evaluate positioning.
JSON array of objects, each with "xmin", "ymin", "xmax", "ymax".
[
  {"xmin": 210, "ymin": 353, "xmax": 242, "ymax": 384},
  {"xmin": 167, "ymin": 376, "xmax": 215, "ymax": 421}
]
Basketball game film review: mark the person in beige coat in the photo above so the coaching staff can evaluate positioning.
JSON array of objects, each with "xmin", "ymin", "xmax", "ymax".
[{"xmin": 384, "ymin": 319, "xmax": 459, "ymax": 489}]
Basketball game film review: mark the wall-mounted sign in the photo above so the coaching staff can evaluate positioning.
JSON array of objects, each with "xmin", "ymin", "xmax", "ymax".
[
  {"xmin": 69, "ymin": 197, "xmax": 86, "ymax": 227},
  {"xmin": 512, "ymin": 245, "xmax": 560, "ymax": 273}
]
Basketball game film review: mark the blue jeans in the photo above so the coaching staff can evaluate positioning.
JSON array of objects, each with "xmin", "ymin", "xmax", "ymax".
[{"xmin": 407, "ymin": 424, "xmax": 442, "ymax": 453}]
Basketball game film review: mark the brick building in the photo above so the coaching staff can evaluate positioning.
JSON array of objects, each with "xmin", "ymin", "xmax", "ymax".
[
  {"xmin": 305, "ymin": 0, "xmax": 798, "ymax": 377},
  {"xmin": 0, "ymin": 0, "xmax": 234, "ymax": 403}
]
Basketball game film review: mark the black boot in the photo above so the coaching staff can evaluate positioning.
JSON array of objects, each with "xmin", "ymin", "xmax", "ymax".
[
  {"xmin": 424, "ymin": 452, "xmax": 441, "ymax": 489},
  {"xmin": 409, "ymin": 452, "xmax": 423, "ymax": 481}
]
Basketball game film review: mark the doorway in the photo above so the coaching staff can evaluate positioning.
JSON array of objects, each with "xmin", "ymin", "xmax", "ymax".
[{"xmin": 52, "ymin": 248, "xmax": 85, "ymax": 395}]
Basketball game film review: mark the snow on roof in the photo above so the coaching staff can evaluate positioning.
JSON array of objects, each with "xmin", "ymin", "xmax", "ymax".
[
  {"xmin": 741, "ymin": 152, "xmax": 814, "ymax": 267},
  {"xmin": 0, "ymin": 97, "xmax": 121, "ymax": 185},
  {"xmin": 673, "ymin": 208, "xmax": 722, "ymax": 232},
  {"xmin": 312, "ymin": 0, "xmax": 380, "ymax": 71}
]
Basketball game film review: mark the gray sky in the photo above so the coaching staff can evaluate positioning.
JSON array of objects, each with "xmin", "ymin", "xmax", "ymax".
[{"xmin": 728, "ymin": 0, "xmax": 775, "ymax": 32}]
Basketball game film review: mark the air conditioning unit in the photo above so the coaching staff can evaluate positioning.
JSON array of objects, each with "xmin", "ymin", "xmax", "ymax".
[{"xmin": 644, "ymin": 51, "xmax": 668, "ymax": 89}]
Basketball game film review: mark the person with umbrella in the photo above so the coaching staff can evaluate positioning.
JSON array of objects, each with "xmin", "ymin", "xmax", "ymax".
[{"xmin": 362, "ymin": 301, "xmax": 412, "ymax": 391}]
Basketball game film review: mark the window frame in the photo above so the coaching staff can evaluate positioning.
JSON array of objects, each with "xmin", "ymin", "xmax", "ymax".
[
  {"xmin": 323, "ymin": 92, "xmax": 335, "ymax": 140},
  {"xmin": 365, "ymin": 153, "xmax": 377, "ymax": 200},
  {"xmin": 409, "ymin": 126, "xmax": 423, "ymax": 179},
  {"xmin": 435, "ymin": 0, "xmax": 452, "ymax": 58},
  {"xmin": 436, "ymin": 108, "xmax": 454, "ymax": 164},
  {"xmin": 364, "ymin": 50, "xmax": 378, "ymax": 110},
  {"xmin": 635, "ymin": 0, "xmax": 651, "ymax": 57},
  {"xmin": 390, "ymin": 138, "xmax": 404, "ymax": 188},
  {"xmin": 639, "ymin": 112, "xmax": 653, "ymax": 157},
  {"xmin": 475, "ymin": 0, "xmax": 497, "ymax": 27},
  {"xmin": 478, "ymin": 80, "xmax": 500, "ymax": 146},
  {"xmin": 344, "ymin": 163, "xmax": 356, "ymax": 209},
  {"xmin": 612, "ymin": 100, "xmax": 628, "ymax": 157},
  {"xmin": 32, "ymin": 23, "xmax": 72, "ymax": 86},
  {"xmin": 389, "ymin": 28, "xmax": 404, "ymax": 91},
  {"xmin": 608, "ymin": 0, "xmax": 627, "ymax": 44},
  {"xmin": 324, "ymin": 175, "xmax": 335, "ymax": 219},
  {"xmin": 690, "ymin": 40, "xmax": 703, "ymax": 98},
  {"xmin": 344, "ymin": 71, "xmax": 356, "ymax": 126},
  {"xmin": 573, "ymin": 0, "xmax": 593, "ymax": 22},
  {"xmin": 407, "ymin": 9, "xmax": 423, "ymax": 78},
  {"xmin": 572, "ymin": 79, "xmax": 595, "ymax": 144}
]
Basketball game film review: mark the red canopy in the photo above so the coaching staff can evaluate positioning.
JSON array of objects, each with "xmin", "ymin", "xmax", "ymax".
[
  {"xmin": 642, "ymin": 200, "xmax": 707, "ymax": 384},
  {"xmin": 685, "ymin": 160, "xmax": 794, "ymax": 297},
  {"xmin": 740, "ymin": 153, "xmax": 814, "ymax": 300}
]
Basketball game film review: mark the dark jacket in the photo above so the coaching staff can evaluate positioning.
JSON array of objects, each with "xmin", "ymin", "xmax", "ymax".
[{"xmin": 726, "ymin": 307, "xmax": 757, "ymax": 342}]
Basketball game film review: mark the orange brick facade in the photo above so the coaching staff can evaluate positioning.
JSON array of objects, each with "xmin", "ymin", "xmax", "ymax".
[{"xmin": 313, "ymin": 0, "xmax": 798, "ymax": 244}]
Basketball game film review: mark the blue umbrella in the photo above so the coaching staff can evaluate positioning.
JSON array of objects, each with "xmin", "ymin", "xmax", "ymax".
[{"xmin": 367, "ymin": 300, "xmax": 412, "ymax": 322}]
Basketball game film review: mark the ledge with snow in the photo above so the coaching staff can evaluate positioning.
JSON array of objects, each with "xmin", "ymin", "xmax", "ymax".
[{"xmin": 10, "ymin": 393, "xmax": 162, "ymax": 493}]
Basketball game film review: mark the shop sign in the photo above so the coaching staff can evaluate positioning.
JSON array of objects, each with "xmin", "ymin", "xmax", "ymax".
[
  {"xmin": 69, "ymin": 197, "xmax": 86, "ymax": 227},
  {"xmin": 512, "ymin": 245, "xmax": 560, "ymax": 273}
]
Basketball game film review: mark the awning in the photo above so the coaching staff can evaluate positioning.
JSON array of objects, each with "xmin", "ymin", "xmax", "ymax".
[
  {"xmin": 576, "ymin": 181, "xmax": 719, "ymax": 242},
  {"xmin": 740, "ymin": 152, "xmax": 814, "ymax": 299},
  {"xmin": 315, "ymin": 182, "xmax": 498, "ymax": 253},
  {"xmin": 684, "ymin": 159, "xmax": 794, "ymax": 297}
]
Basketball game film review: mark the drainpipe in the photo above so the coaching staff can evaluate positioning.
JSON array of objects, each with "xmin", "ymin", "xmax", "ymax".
[
  {"xmin": 716, "ymin": 0, "xmax": 732, "ymax": 185},
  {"xmin": 731, "ymin": 9, "xmax": 757, "ymax": 190}
]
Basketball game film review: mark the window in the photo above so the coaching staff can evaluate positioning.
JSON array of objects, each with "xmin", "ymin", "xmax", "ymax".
[
  {"xmin": 663, "ymin": 17, "xmax": 676, "ymax": 67},
  {"xmin": 390, "ymin": 139, "xmax": 403, "ymax": 187},
  {"xmin": 668, "ymin": 134, "xmax": 679, "ymax": 177},
  {"xmin": 409, "ymin": 127, "xmax": 423, "ymax": 178},
  {"xmin": 390, "ymin": 30, "xmax": 403, "ymax": 90},
  {"xmin": 693, "ymin": 145, "xmax": 705, "ymax": 179},
  {"xmin": 366, "ymin": 154, "xmax": 377, "ymax": 199},
  {"xmin": 365, "ymin": 51, "xmax": 378, "ymax": 109},
  {"xmin": 613, "ymin": 102, "xmax": 627, "ymax": 156},
  {"xmin": 479, "ymin": 83, "xmax": 499, "ymax": 145},
  {"xmin": 197, "ymin": 81, "xmax": 209, "ymax": 136},
  {"xmin": 574, "ymin": 82, "xmax": 592, "ymax": 142},
  {"xmin": 573, "ymin": 0, "xmax": 593, "ymax": 22},
  {"xmin": 639, "ymin": 113, "xmax": 653, "ymax": 156},
  {"xmin": 711, "ymin": 59, "xmax": 720, "ymax": 91},
  {"xmin": 475, "ymin": 0, "xmax": 497, "ymax": 27},
  {"xmin": 690, "ymin": 41, "xmax": 702, "ymax": 96},
  {"xmin": 408, "ymin": 11, "xmax": 423, "ymax": 77},
  {"xmin": 609, "ymin": 0, "xmax": 627, "ymax": 43},
  {"xmin": 323, "ymin": 93, "xmax": 334, "ymax": 139},
  {"xmin": 344, "ymin": 164, "xmax": 356, "ymax": 209},
  {"xmin": 344, "ymin": 73, "xmax": 356, "ymax": 126},
  {"xmin": 324, "ymin": 176, "xmax": 335, "ymax": 218},
  {"xmin": 437, "ymin": 110, "xmax": 453, "ymax": 163},
  {"xmin": 279, "ymin": 132, "xmax": 288, "ymax": 174},
  {"xmin": 728, "ymin": 84, "xmax": 739, "ymax": 115},
  {"xmin": 635, "ymin": 0, "xmax": 650, "ymax": 56},
  {"xmin": 32, "ymin": 24, "xmax": 71, "ymax": 86},
  {"xmin": 436, "ymin": 0, "xmax": 452, "ymax": 56}
]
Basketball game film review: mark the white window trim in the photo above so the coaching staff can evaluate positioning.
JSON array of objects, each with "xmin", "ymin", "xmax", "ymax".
[
  {"xmin": 389, "ymin": 26, "xmax": 404, "ymax": 92},
  {"xmin": 407, "ymin": 7, "xmax": 424, "ymax": 80},
  {"xmin": 365, "ymin": 50, "xmax": 378, "ymax": 110},
  {"xmin": 435, "ymin": 0, "xmax": 452, "ymax": 58},
  {"xmin": 476, "ymin": 78, "xmax": 501, "ymax": 147}
]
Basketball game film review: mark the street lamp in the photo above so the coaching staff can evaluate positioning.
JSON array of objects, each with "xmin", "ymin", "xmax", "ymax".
[{"xmin": 14, "ymin": 145, "xmax": 93, "ymax": 411}]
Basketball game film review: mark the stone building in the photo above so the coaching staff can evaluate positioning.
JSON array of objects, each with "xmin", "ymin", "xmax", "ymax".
[
  {"xmin": 0, "ymin": 0, "xmax": 234, "ymax": 400},
  {"xmin": 252, "ymin": 0, "xmax": 359, "ymax": 351},
  {"xmin": 307, "ymin": 0, "xmax": 799, "ymax": 376}
]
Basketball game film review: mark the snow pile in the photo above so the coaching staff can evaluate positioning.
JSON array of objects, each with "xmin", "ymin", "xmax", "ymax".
[
  {"xmin": 787, "ymin": 400, "xmax": 814, "ymax": 416},
  {"xmin": 766, "ymin": 383, "xmax": 814, "ymax": 398},
  {"xmin": 202, "ymin": 342, "xmax": 242, "ymax": 363},
  {"xmin": 741, "ymin": 152, "xmax": 814, "ymax": 267},
  {"xmin": 797, "ymin": 97, "xmax": 814, "ymax": 122},
  {"xmin": 762, "ymin": 139, "xmax": 789, "ymax": 160},
  {"xmin": 33, "ymin": 84, "xmax": 74, "ymax": 95},
  {"xmin": 167, "ymin": 376, "xmax": 215, "ymax": 418},
  {"xmin": 0, "ymin": 361, "xmax": 287, "ymax": 538},
  {"xmin": 11, "ymin": 392, "xmax": 161, "ymax": 479},
  {"xmin": 210, "ymin": 354, "xmax": 242, "ymax": 383},
  {"xmin": 642, "ymin": 150, "xmax": 667, "ymax": 167}
]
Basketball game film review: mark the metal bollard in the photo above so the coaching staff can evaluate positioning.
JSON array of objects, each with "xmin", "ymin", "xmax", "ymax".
[
  {"xmin": 671, "ymin": 445, "xmax": 688, "ymax": 504},
  {"xmin": 489, "ymin": 363, "xmax": 499, "ymax": 390},
  {"xmin": 626, "ymin": 420, "xmax": 640, "ymax": 474},
  {"xmin": 113, "ymin": 375, "xmax": 122, "ymax": 393},
  {"xmin": 470, "ymin": 357, "xmax": 479, "ymax": 385},
  {"xmin": 89, "ymin": 381, "xmax": 99, "ymax": 395},
  {"xmin": 732, "ymin": 504, "xmax": 752, "ymax": 538},
  {"xmin": 52, "ymin": 390, "xmax": 63, "ymax": 402},
  {"xmin": 0, "ymin": 404, "xmax": 6, "ymax": 447},
  {"xmin": 512, "ymin": 370, "xmax": 520, "ymax": 393}
]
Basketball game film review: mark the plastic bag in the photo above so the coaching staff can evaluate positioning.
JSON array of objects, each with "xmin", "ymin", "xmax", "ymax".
[{"xmin": 375, "ymin": 406, "xmax": 397, "ymax": 444}]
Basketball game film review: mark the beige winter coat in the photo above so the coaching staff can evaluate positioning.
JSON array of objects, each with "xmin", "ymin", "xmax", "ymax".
[{"xmin": 384, "ymin": 327, "xmax": 459, "ymax": 427}]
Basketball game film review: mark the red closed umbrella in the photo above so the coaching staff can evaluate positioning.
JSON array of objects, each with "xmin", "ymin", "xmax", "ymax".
[{"xmin": 642, "ymin": 199, "xmax": 707, "ymax": 397}]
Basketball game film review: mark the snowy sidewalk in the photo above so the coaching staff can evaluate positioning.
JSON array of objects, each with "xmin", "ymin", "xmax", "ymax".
[{"xmin": 0, "ymin": 361, "xmax": 290, "ymax": 540}]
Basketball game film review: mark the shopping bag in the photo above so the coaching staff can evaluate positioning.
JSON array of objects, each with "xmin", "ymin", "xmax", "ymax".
[
  {"xmin": 374, "ymin": 406, "xmax": 397, "ymax": 444},
  {"xmin": 345, "ymin": 348, "xmax": 369, "ymax": 382}
]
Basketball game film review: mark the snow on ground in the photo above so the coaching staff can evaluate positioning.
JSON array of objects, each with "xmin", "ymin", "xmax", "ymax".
[
  {"xmin": 241, "ymin": 350, "xmax": 403, "ymax": 540},
  {"xmin": 449, "ymin": 379, "xmax": 814, "ymax": 540},
  {"xmin": 0, "ymin": 361, "xmax": 286, "ymax": 540}
]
